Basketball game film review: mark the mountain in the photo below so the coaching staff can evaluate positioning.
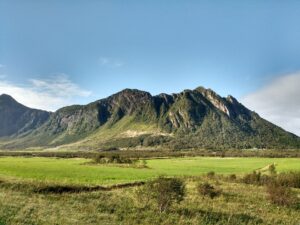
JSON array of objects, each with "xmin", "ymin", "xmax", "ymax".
[
  {"xmin": 0, "ymin": 94, "xmax": 50, "ymax": 137},
  {"xmin": 1, "ymin": 87, "xmax": 299, "ymax": 150}
]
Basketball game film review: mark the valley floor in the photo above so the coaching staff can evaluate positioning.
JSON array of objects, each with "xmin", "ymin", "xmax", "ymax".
[
  {"xmin": 0, "ymin": 157, "xmax": 299, "ymax": 185},
  {"xmin": 0, "ymin": 156, "xmax": 299, "ymax": 224}
]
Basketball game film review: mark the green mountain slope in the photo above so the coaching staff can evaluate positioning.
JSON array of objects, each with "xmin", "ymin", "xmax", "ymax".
[{"xmin": 1, "ymin": 87, "xmax": 299, "ymax": 150}]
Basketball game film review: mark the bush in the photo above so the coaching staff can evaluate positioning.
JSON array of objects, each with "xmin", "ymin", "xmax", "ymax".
[
  {"xmin": 241, "ymin": 171, "xmax": 272, "ymax": 185},
  {"xmin": 134, "ymin": 159, "xmax": 148, "ymax": 168},
  {"xmin": 268, "ymin": 164, "xmax": 277, "ymax": 175},
  {"xmin": 206, "ymin": 171, "xmax": 215, "ymax": 179},
  {"xmin": 266, "ymin": 182, "xmax": 297, "ymax": 207},
  {"xmin": 242, "ymin": 171, "xmax": 261, "ymax": 185},
  {"xmin": 137, "ymin": 177, "xmax": 185, "ymax": 213},
  {"xmin": 276, "ymin": 172, "xmax": 300, "ymax": 188},
  {"xmin": 228, "ymin": 174, "xmax": 237, "ymax": 181},
  {"xmin": 197, "ymin": 182, "xmax": 222, "ymax": 199},
  {"xmin": 93, "ymin": 154, "xmax": 135, "ymax": 164}
]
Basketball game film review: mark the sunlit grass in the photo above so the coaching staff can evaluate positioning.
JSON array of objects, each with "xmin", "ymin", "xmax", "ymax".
[{"xmin": 0, "ymin": 157, "xmax": 299, "ymax": 185}]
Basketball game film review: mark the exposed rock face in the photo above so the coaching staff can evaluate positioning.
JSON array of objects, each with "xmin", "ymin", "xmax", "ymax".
[
  {"xmin": 1, "ymin": 86, "xmax": 299, "ymax": 149},
  {"xmin": 0, "ymin": 94, "xmax": 50, "ymax": 137}
]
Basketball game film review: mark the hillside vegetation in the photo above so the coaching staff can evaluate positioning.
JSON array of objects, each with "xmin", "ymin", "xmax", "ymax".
[{"xmin": 0, "ymin": 87, "xmax": 299, "ymax": 150}]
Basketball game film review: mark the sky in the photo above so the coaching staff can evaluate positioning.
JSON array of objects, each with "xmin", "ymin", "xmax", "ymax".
[{"xmin": 1, "ymin": 0, "xmax": 300, "ymax": 135}]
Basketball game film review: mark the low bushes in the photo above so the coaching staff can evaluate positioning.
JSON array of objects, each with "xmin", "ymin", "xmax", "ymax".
[
  {"xmin": 93, "ymin": 154, "xmax": 135, "ymax": 164},
  {"xmin": 206, "ymin": 171, "xmax": 215, "ymax": 179},
  {"xmin": 228, "ymin": 174, "xmax": 237, "ymax": 181},
  {"xmin": 240, "ymin": 169, "xmax": 300, "ymax": 207},
  {"xmin": 137, "ymin": 177, "xmax": 186, "ymax": 213},
  {"xmin": 241, "ymin": 170, "xmax": 300, "ymax": 189},
  {"xmin": 1, "ymin": 149, "xmax": 300, "ymax": 159},
  {"xmin": 197, "ymin": 182, "xmax": 222, "ymax": 199},
  {"xmin": 266, "ymin": 182, "xmax": 297, "ymax": 207},
  {"xmin": 241, "ymin": 171, "xmax": 273, "ymax": 186},
  {"xmin": 276, "ymin": 172, "xmax": 300, "ymax": 188}
]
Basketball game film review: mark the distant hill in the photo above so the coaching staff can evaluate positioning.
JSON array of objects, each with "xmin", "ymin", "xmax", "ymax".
[
  {"xmin": 0, "ymin": 87, "xmax": 299, "ymax": 150},
  {"xmin": 0, "ymin": 94, "xmax": 50, "ymax": 137}
]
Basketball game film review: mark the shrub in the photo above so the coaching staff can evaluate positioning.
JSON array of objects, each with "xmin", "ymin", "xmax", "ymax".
[
  {"xmin": 228, "ymin": 174, "xmax": 237, "ymax": 181},
  {"xmin": 268, "ymin": 164, "xmax": 277, "ymax": 176},
  {"xmin": 94, "ymin": 154, "xmax": 105, "ymax": 164},
  {"xmin": 197, "ymin": 182, "xmax": 222, "ymax": 199},
  {"xmin": 137, "ymin": 177, "xmax": 185, "ymax": 213},
  {"xmin": 93, "ymin": 154, "xmax": 135, "ymax": 164},
  {"xmin": 276, "ymin": 172, "xmax": 300, "ymax": 188},
  {"xmin": 206, "ymin": 171, "xmax": 215, "ymax": 179},
  {"xmin": 242, "ymin": 171, "xmax": 261, "ymax": 185},
  {"xmin": 241, "ymin": 171, "xmax": 273, "ymax": 186},
  {"xmin": 134, "ymin": 159, "xmax": 148, "ymax": 168},
  {"xmin": 260, "ymin": 174, "xmax": 273, "ymax": 185},
  {"xmin": 266, "ymin": 182, "xmax": 297, "ymax": 207}
]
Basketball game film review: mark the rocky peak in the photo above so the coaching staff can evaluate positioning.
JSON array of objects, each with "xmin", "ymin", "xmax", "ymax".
[
  {"xmin": 159, "ymin": 93, "xmax": 175, "ymax": 101},
  {"xmin": 110, "ymin": 89, "xmax": 152, "ymax": 104},
  {"xmin": 195, "ymin": 87, "xmax": 231, "ymax": 116},
  {"xmin": 102, "ymin": 89, "xmax": 153, "ymax": 116},
  {"xmin": 226, "ymin": 95, "xmax": 238, "ymax": 104}
]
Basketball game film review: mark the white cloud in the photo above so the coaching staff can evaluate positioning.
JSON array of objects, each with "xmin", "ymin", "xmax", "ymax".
[
  {"xmin": 98, "ymin": 57, "xmax": 124, "ymax": 68},
  {"xmin": 241, "ymin": 73, "xmax": 300, "ymax": 136},
  {"xmin": 0, "ymin": 74, "xmax": 91, "ymax": 111}
]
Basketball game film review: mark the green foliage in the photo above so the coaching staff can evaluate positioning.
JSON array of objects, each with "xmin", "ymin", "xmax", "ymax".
[{"xmin": 1, "ymin": 149, "xmax": 300, "ymax": 158}]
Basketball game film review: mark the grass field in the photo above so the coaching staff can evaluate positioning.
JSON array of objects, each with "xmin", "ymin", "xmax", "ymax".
[
  {"xmin": 0, "ymin": 156, "xmax": 299, "ymax": 224},
  {"xmin": 0, "ymin": 157, "xmax": 299, "ymax": 185}
]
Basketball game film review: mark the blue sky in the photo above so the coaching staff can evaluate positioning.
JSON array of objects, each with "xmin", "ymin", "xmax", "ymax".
[{"xmin": 1, "ymin": 1, "xmax": 300, "ymax": 135}]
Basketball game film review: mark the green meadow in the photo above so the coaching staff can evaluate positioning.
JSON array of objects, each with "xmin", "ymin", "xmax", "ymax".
[
  {"xmin": 0, "ymin": 157, "xmax": 299, "ymax": 185},
  {"xmin": 0, "ymin": 156, "xmax": 300, "ymax": 225}
]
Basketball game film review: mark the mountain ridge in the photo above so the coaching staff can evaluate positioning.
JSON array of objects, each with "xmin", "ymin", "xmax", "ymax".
[
  {"xmin": 0, "ymin": 86, "xmax": 299, "ymax": 150},
  {"xmin": 0, "ymin": 94, "xmax": 51, "ymax": 137}
]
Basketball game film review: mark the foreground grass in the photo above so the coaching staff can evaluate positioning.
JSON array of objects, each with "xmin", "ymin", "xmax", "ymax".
[
  {"xmin": 0, "ymin": 157, "xmax": 299, "ymax": 185},
  {"xmin": 0, "ymin": 156, "xmax": 299, "ymax": 224},
  {"xmin": 0, "ymin": 177, "xmax": 299, "ymax": 225}
]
